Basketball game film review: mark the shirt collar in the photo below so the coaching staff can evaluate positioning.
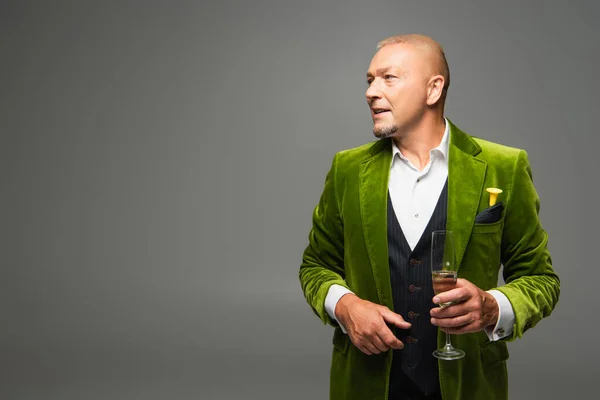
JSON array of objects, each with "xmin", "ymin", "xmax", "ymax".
[{"xmin": 392, "ymin": 117, "xmax": 450, "ymax": 165}]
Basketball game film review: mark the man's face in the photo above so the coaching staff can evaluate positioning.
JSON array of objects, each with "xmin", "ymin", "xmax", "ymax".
[{"xmin": 365, "ymin": 43, "xmax": 430, "ymax": 138}]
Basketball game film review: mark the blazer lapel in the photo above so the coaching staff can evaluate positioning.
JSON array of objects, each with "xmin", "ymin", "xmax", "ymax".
[
  {"xmin": 446, "ymin": 120, "xmax": 487, "ymax": 270},
  {"xmin": 359, "ymin": 139, "xmax": 394, "ymax": 309}
]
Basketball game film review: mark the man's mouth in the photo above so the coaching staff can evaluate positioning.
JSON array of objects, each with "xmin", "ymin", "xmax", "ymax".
[{"xmin": 372, "ymin": 108, "xmax": 391, "ymax": 116}]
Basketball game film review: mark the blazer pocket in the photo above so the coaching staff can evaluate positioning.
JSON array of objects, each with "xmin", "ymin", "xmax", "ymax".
[
  {"xmin": 472, "ymin": 220, "xmax": 503, "ymax": 234},
  {"xmin": 480, "ymin": 341, "xmax": 509, "ymax": 367},
  {"xmin": 332, "ymin": 327, "xmax": 350, "ymax": 354},
  {"xmin": 474, "ymin": 202, "xmax": 504, "ymax": 224}
]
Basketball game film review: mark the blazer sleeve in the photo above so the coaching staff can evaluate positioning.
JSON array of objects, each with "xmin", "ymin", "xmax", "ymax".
[
  {"xmin": 299, "ymin": 153, "xmax": 350, "ymax": 327},
  {"xmin": 495, "ymin": 150, "xmax": 560, "ymax": 340}
]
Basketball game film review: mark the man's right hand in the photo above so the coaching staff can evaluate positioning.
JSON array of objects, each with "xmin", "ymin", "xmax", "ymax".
[{"xmin": 334, "ymin": 294, "xmax": 411, "ymax": 355}]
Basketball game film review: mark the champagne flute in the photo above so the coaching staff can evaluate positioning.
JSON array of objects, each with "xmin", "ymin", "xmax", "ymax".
[{"xmin": 431, "ymin": 230, "xmax": 465, "ymax": 360}]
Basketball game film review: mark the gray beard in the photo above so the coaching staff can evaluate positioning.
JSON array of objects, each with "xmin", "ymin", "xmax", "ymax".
[{"xmin": 373, "ymin": 125, "xmax": 397, "ymax": 139}]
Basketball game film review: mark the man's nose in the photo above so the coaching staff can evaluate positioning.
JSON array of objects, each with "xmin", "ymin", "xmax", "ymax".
[{"xmin": 365, "ymin": 81, "xmax": 382, "ymax": 101}]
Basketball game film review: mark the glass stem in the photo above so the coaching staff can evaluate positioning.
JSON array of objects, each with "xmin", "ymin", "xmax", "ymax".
[{"xmin": 445, "ymin": 331, "xmax": 452, "ymax": 349}]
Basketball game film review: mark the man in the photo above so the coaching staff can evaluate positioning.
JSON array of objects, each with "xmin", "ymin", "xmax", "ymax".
[{"xmin": 298, "ymin": 34, "xmax": 559, "ymax": 400}]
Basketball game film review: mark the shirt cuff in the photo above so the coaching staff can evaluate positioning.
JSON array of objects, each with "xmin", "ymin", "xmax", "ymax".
[
  {"xmin": 325, "ymin": 284, "xmax": 354, "ymax": 334},
  {"xmin": 484, "ymin": 289, "xmax": 515, "ymax": 341}
]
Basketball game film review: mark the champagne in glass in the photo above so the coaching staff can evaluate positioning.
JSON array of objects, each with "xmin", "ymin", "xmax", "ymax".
[
  {"xmin": 432, "ymin": 270, "xmax": 458, "ymax": 307},
  {"xmin": 431, "ymin": 230, "xmax": 465, "ymax": 360}
]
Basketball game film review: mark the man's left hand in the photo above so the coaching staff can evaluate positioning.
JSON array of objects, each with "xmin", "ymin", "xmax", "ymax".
[{"xmin": 429, "ymin": 278, "xmax": 499, "ymax": 334}]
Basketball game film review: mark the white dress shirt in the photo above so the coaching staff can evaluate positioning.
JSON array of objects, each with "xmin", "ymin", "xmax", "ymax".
[{"xmin": 325, "ymin": 118, "xmax": 515, "ymax": 341}]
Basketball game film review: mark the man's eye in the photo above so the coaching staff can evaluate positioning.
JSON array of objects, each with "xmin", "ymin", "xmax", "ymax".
[{"xmin": 385, "ymin": 75, "xmax": 396, "ymax": 80}]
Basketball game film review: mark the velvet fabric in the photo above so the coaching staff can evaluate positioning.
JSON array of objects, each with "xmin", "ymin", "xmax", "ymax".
[{"xmin": 299, "ymin": 120, "xmax": 560, "ymax": 400}]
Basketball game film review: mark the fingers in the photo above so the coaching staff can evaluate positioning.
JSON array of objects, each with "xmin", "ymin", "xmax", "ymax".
[
  {"xmin": 377, "ymin": 329, "xmax": 404, "ymax": 350},
  {"xmin": 432, "ymin": 279, "xmax": 476, "ymax": 306},
  {"xmin": 356, "ymin": 331, "xmax": 402, "ymax": 355},
  {"xmin": 439, "ymin": 322, "xmax": 480, "ymax": 335},
  {"xmin": 431, "ymin": 313, "xmax": 474, "ymax": 329},
  {"xmin": 353, "ymin": 324, "xmax": 394, "ymax": 354},
  {"xmin": 430, "ymin": 279, "xmax": 493, "ymax": 334},
  {"xmin": 361, "ymin": 342, "xmax": 379, "ymax": 355},
  {"xmin": 381, "ymin": 308, "xmax": 411, "ymax": 329},
  {"xmin": 353, "ymin": 313, "xmax": 407, "ymax": 355},
  {"xmin": 432, "ymin": 287, "xmax": 470, "ymax": 306},
  {"xmin": 370, "ymin": 333, "xmax": 390, "ymax": 353},
  {"xmin": 430, "ymin": 302, "xmax": 469, "ymax": 319},
  {"xmin": 360, "ymin": 318, "xmax": 406, "ymax": 354},
  {"xmin": 355, "ymin": 337, "xmax": 385, "ymax": 355},
  {"xmin": 430, "ymin": 294, "xmax": 477, "ymax": 330},
  {"xmin": 344, "ymin": 300, "xmax": 411, "ymax": 355}
]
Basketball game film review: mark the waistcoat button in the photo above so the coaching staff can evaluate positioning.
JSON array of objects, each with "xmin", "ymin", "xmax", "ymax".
[{"xmin": 409, "ymin": 258, "xmax": 420, "ymax": 266}]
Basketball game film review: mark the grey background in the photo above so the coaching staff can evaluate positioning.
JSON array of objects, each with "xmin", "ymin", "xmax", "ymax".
[{"xmin": 2, "ymin": 0, "xmax": 598, "ymax": 399}]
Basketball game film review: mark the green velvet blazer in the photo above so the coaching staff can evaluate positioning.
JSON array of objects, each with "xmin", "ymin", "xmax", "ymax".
[{"xmin": 299, "ymin": 120, "xmax": 560, "ymax": 400}]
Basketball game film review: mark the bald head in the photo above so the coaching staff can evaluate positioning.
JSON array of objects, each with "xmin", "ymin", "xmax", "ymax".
[{"xmin": 377, "ymin": 34, "xmax": 450, "ymax": 94}]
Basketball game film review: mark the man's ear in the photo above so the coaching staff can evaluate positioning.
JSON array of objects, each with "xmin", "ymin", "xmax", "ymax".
[{"xmin": 426, "ymin": 75, "xmax": 445, "ymax": 106}]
